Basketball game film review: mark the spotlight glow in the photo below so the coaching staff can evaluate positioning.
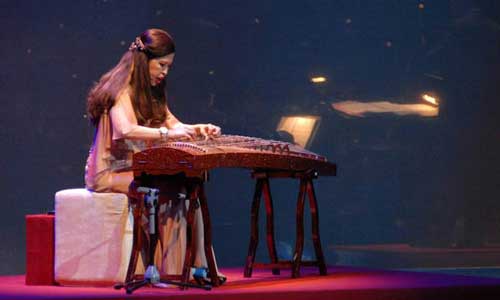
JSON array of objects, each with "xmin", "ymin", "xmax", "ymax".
[
  {"xmin": 332, "ymin": 100, "xmax": 439, "ymax": 117},
  {"xmin": 310, "ymin": 76, "xmax": 327, "ymax": 83},
  {"xmin": 422, "ymin": 94, "xmax": 438, "ymax": 106}
]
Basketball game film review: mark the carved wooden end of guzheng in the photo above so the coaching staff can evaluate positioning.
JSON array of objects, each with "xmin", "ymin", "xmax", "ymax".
[{"xmin": 126, "ymin": 135, "xmax": 337, "ymax": 285}]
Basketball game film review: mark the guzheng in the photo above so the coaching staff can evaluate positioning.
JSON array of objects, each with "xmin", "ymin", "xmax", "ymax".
[{"xmin": 132, "ymin": 134, "xmax": 337, "ymax": 177}]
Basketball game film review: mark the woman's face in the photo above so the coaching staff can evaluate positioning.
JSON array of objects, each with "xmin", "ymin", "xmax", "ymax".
[{"xmin": 148, "ymin": 53, "xmax": 175, "ymax": 86}]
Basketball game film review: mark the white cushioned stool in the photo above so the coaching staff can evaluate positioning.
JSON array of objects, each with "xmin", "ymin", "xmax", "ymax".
[{"xmin": 54, "ymin": 188, "xmax": 132, "ymax": 286}]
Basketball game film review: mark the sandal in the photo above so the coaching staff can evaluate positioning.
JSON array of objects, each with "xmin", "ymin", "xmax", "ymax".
[{"xmin": 192, "ymin": 268, "xmax": 227, "ymax": 286}]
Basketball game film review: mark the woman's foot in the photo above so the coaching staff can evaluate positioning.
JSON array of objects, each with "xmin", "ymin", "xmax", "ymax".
[{"xmin": 192, "ymin": 267, "xmax": 226, "ymax": 286}]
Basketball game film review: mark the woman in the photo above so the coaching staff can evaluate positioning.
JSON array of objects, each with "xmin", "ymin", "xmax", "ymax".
[{"xmin": 85, "ymin": 28, "xmax": 221, "ymax": 279}]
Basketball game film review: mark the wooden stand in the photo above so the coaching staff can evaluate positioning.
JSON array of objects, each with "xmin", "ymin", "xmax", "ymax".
[
  {"xmin": 125, "ymin": 174, "xmax": 221, "ymax": 288},
  {"xmin": 244, "ymin": 170, "xmax": 327, "ymax": 278}
]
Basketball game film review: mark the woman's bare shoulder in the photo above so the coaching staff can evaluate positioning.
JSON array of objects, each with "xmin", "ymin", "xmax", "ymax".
[{"xmin": 115, "ymin": 86, "xmax": 132, "ymax": 105}]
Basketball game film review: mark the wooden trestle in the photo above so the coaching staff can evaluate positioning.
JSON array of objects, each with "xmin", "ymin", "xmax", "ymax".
[
  {"xmin": 244, "ymin": 170, "xmax": 327, "ymax": 278},
  {"xmin": 124, "ymin": 168, "xmax": 327, "ymax": 289},
  {"xmin": 125, "ymin": 174, "xmax": 221, "ymax": 288}
]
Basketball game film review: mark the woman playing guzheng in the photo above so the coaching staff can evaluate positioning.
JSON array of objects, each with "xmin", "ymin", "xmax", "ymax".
[{"xmin": 85, "ymin": 28, "xmax": 222, "ymax": 282}]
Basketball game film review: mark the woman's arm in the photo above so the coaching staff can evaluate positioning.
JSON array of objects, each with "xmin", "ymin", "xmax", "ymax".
[
  {"xmin": 110, "ymin": 92, "xmax": 161, "ymax": 140},
  {"xmin": 110, "ymin": 90, "xmax": 194, "ymax": 140},
  {"xmin": 164, "ymin": 105, "xmax": 183, "ymax": 129}
]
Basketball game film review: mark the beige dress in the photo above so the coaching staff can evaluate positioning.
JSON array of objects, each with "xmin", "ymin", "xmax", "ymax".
[{"xmin": 85, "ymin": 90, "xmax": 214, "ymax": 275}]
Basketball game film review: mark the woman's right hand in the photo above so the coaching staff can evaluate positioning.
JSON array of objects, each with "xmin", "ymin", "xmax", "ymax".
[{"xmin": 166, "ymin": 124, "xmax": 196, "ymax": 141}]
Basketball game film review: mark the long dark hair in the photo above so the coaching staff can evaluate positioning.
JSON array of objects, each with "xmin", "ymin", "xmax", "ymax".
[{"xmin": 87, "ymin": 28, "xmax": 176, "ymax": 127}]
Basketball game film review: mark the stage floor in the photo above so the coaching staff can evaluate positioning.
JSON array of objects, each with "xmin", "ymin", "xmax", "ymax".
[{"xmin": 2, "ymin": 266, "xmax": 500, "ymax": 300}]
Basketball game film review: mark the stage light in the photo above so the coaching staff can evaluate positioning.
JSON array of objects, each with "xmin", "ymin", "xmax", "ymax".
[
  {"xmin": 331, "ymin": 100, "xmax": 439, "ymax": 117},
  {"xmin": 310, "ymin": 76, "xmax": 327, "ymax": 84},
  {"xmin": 276, "ymin": 115, "xmax": 321, "ymax": 148},
  {"xmin": 422, "ymin": 94, "xmax": 438, "ymax": 106}
]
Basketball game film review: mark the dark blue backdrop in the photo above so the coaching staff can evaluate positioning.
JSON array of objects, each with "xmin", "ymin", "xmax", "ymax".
[{"xmin": 1, "ymin": 0, "xmax": 499, "ymax": 275}]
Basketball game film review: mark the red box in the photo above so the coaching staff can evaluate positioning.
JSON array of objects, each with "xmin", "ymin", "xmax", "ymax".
[{"xmin": 25, "ymin": 214, "xmax": 55, "ymax": 285}]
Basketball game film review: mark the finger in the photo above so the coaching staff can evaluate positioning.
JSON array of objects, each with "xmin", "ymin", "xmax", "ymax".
[
  {"xmin": 208, "ymin": 125, "xmax": 219, "ymax": 136},
  {"xmin": 184, "ymin": 132, "xmax": 195, "ymax": 141},
  {"xmin": 206, "ymin": 126, "xmax": 218, "ymax": 138},
  {"xmin": 200, "ymin": 129, "xmax": 210, "ymax": 140},
  {"xmin": 213, "ymin": 127, "xmax": 221, "ymax": 136}
]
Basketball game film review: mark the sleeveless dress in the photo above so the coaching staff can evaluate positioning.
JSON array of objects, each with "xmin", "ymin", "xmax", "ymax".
[{"xmin": 84, "ymin": 101, "xmax": 215, "ymax": 276}]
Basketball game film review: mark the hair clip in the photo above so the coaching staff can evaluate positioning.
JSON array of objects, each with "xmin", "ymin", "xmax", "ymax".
[{"xmin": 128, "ymin": 37, "xmax": 146, "ymax": 51}]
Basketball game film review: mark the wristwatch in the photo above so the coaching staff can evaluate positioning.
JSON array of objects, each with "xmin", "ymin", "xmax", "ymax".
[{"xmin": 159, "ymin": 126, "xmax": 169, "ymax": 139}]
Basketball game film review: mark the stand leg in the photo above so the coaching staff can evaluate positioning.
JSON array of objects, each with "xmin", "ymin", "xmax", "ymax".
[
  {"xmin": 125, "ymin": 279, "xmax": 149, "ymax": 294},
  {"xmin": 292, "ymin": 179, "xmax": 306, "ymax": 278},
  {"xmin": 118, "ymin": 181, "xmax": 212, "ymax": 294},
  {"xmin": 262, "ymin": 178, "xmax": 280, "ymax": 275},
  {"xmin": 181, "ymin": 183, "xmax": 198, "ymax": 288},
  {"xmin": 244, "ymin": 171, "xmax": 328, "ymax": 279},
  {"xmin": 125, "ymin": 201, "xmax": 143, "ymax": 282},
  {"xmin": 198, "ymin": 182, "xmax": 220, "ymax": 286},
  {"xmin": 306, "ymin": 179, "xmax": 327, "ymax": 275},
  {"xmin": 244, "ymin": 178, "xmax": 263, "ymax": 277}
]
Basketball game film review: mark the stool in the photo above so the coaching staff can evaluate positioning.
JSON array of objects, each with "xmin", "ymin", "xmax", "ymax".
[{"xmin": 54, "ymin": 189, "xmax": 132, "ymax": 286}]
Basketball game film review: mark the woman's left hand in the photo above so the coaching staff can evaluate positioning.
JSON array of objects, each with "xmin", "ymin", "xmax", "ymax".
[{"xmin": 194, "ymin": 123, "xmax": 222, "ymax": 139}]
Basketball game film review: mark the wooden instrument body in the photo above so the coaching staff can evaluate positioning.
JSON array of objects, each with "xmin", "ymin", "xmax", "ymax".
[{"xmin": 131, "ymin": 135, "xmax": 337, "ymax": 177}]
